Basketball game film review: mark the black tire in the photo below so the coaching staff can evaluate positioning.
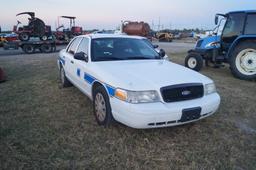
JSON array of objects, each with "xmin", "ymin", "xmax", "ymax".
[
  {"xmin": 93, "ymin": 86, "xmax": 113, "ymax": 127},
  {"xmin": 40, "ymin": 44, "xmax": 52, "ymax": 53},
  {"xmin": 22, "ymin": 44, "xmax": 35, "ymax": 54},
  {"xmin": 60, "ymin": 66, "xmax": 72, "ymax": 88},
  {"xmin": 19, "ymin": 33, "xmax": 30, "ymax": 41},
  {"xmin": 229, "ymin": 41, "xmax": 256, "ymax": 80},
  {"xmin": 185, "ymin": 53, "xmax": 203, "ymax": 71}
]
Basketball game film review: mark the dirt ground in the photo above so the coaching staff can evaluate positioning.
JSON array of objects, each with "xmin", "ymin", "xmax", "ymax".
[{"xmin": 0, "ymin": 46, "xmax": 255, "ymax": 169}]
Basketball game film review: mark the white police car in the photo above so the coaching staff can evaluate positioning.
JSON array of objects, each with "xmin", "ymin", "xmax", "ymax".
[{"xmin": 58, "ymin": 34, "xmax": 220, "ymax": 129}]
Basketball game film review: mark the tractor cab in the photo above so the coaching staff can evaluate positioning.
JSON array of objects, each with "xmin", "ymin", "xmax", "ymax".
[
  {"xmin": 186, "ymin": 10, "xmax": 256, "ymax": 80},
  {"xmin": 215, "ymin": 11, "xmax": 256, "ymax": 53}
]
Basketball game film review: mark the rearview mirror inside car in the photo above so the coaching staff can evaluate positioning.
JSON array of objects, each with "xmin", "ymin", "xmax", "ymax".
[{"xmin": 74, "ymin": 52, "xmax": 88, "ymax": 62}]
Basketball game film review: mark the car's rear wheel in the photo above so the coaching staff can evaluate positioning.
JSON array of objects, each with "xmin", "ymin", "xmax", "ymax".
[
  {"xmin": 230, "ymin": 41, "xmax": 256, "ymax": 80},
  {"xmin": 93, "ymin": 86, "xmax": 113, "ymax": 126},
  {"xmin": 60, "ymin": 66, "xmax": 72, "ymax": 87}
]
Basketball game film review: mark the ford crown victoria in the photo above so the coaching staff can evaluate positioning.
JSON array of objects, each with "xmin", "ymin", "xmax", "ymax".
[{"xmin": 57, "ymin": 34, "xmax": 220, "ymax": 129}]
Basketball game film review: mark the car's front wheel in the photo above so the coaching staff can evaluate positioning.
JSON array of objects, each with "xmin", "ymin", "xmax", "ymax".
[
  {"xmin": 60, "ymin": 66, "xmax": 72, "ymax": 88},
  {"xmin": 93, "ymin": 86, "xmax": 113, "ymax": 126}
]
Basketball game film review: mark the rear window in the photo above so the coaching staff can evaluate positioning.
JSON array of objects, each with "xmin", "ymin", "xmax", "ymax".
[{"xmin": 245, "ymin": 14, "xmax": 256, "ymax": 34}]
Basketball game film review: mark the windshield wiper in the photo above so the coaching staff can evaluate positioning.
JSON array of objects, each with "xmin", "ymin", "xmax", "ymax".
[
  {"xmin": 96, "ymin": 57, "xmax": 124, "ymax": 61},
  {"xmin": 126, "ymin": 56, "xmax": 161, "ymax": 60},
  {"xmin": 125, "ymin": 56, "xmax": 153, "ymax": 60}
]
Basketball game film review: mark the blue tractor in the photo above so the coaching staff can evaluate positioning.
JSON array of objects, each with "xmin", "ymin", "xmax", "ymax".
[{"xmin": 185, "ymin": 10, "xmax": 256, "ymax": 80}]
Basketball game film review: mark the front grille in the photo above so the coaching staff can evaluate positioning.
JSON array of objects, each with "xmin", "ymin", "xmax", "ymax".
[
  {"xmin": 196, "ymin": 39, "xmax": 203, "ymax": 48},
  {"xmin": 161, "ymin": 83, "xmax": 204, "ymax": 103}
]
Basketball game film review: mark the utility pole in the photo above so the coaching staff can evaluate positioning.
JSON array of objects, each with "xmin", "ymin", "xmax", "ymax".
[
  {"xmin": 151, "ymin": 20, "xmax": 155, "ymax": 31},
  {"xmin": 157, "ymin": 17, "xmax": 161, "ymax": 31}
]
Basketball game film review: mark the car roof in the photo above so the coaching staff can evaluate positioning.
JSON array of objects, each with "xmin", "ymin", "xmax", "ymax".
[{"xmin": 77, "ymin": 33, "xmax": 145, "ymax": 40}]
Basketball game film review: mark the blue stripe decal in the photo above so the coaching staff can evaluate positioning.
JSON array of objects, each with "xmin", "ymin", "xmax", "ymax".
[
  {"xmin": 83, "ymin": 72, "xmax": 116, "ymax": 96},
  {"xmin": 77, "ymin": 68, "xmax": 81, "ymax": 77},
  {"xmin": 59, "ymin": 57, "xmax": 65, "ymax": 65},
  {"xmin": 106, "ymin": 85, "xmax": 115, "ymax": 96},
  {"xmin": 84, "ymin": 73, "xmax": 95, "ymax": 84}
]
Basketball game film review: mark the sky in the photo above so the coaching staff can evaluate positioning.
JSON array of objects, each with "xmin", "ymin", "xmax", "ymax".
[{"xmin": 0, "ymin": 0, "xmax": 256, "ymax": 31}]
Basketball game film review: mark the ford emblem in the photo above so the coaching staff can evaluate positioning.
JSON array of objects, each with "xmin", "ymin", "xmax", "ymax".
[{"xmin": 182, "ymin": 90, "xmax": 191, "ymax": 96}]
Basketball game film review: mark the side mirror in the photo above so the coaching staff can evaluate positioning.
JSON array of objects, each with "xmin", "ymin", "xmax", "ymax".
[
  {"xmin": 159, "ymin": 49, "xmax": 166, "ymax": 58},
  {"xmin": 215, "ymin": 15, "xmax": 219, "ymax": 25},
  {"xmin": 74, "ymin": 52, "xmax": 88, "ymax": 62},
  {"xmin": 153, "ymin": 44, "xmax": 159, "ymax": 49}
]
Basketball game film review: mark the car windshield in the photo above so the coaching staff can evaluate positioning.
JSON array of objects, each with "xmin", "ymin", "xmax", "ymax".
[{"xmin": 91, "ymin": 38, "xmax": 160, "ymax": 61}]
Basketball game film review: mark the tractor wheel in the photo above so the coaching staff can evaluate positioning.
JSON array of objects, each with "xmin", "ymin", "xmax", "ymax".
[
  {"xmin": 40, "ymin": 35, "xmax": 48, "ymax": 41},
  {"xmin": 22, "ymin": 44, "xmax": 35, "ymax": 54},
  {"xmin": 229, "ymin": 41, "xmax": 256, "ymax": 80},
  {"xmin": 40, "ymin": 44, "xmax": 52, "ymax": 53},
  {"xmin": 19, "ymin": 33, "xmax": 30, "ymax": 41},
  {"xmin": 185, "ymin": 53, "xmax": 203, "ymax": 71}
]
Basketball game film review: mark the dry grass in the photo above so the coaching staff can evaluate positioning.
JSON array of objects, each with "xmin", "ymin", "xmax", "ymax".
[{"xmin": 0, "ymin": 52, "xmax": 255, "ymax": 169}]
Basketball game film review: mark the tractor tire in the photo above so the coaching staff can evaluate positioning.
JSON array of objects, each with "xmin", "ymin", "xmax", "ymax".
[
  {"xmin": 22, "ymin": 44, "xmax": 35, "ymax": 54},
  {"xmin": 229, "ymin": 41, "xmax": 256, "ymax": 80},
  {"xmin": 185, "ymin": 53, "xmax": 203, "ymax": 71},
  {"xmin": 19, "ymin": 33, "xmax": 30, "ymax": 41},
  {"xmin": 40, "ymin": 44, "xmax": 52, "ymax": 53},
  {"xmin": 40, "ymin": 35, "xmax": 48, "ymax": 41}
]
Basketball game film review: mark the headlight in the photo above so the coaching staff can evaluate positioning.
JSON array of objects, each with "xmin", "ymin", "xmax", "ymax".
[
  {"xmin": 204, "ymin": 83, "xmax": 216, "ymax": 95},
  {"xmin": 115, "ymin": 88, "xmax": 160, "ymax": 104},
  {"xmin": 205, "ymin": 41, "xmax": 220, "ymax": 48}
]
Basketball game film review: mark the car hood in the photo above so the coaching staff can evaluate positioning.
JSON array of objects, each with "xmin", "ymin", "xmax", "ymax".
[{"xmin": 91, "ymin": 60, "xmax": 213, "ymax": 91}]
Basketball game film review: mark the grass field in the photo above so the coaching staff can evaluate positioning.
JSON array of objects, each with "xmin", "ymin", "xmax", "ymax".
[{"xmin": 0, "ymin": 52, "xmax": 255, "ymax": 169}]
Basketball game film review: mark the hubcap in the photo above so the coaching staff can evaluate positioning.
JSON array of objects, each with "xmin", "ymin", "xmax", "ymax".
[
  {"xmin": 22, "ymin": 34, "xmax": 29, "ymax": 40},
  {"xmin": 188, "ymin": 57, "xmax": 197, "ymax": 68},
  {"xmin": 95, "ymin": 93, "xmax": 106, "ymax": 122},
  {"xmin": 42, "ymin": 36, "xmax": 47, "ymax": 41},
  {"xmin": 236, "ymin": 49, "xmax": 256, "ymax": 75}
]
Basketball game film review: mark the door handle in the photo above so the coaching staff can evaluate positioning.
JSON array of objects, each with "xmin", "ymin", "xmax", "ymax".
[{"xmin": 71, "ymin": 60, "xmax": 74, "ymax": 64}]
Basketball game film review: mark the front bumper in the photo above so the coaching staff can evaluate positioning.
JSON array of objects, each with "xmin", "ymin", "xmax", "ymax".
[{"xmin": 110, "ymin": 93, "xmax": 220, "ymax": 129}]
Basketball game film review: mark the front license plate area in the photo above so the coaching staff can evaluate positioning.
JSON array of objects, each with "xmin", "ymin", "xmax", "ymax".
[{"xmin": 179, "ymin": 107, "xmax": 201, "ymax": 122}]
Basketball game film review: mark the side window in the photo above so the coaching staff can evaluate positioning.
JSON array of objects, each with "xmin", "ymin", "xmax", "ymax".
[
  {"xmin": 245, "ymin": 14, "xmax": 256, "ymax": 34},
  {"xmin": 77, "ymin": 38, "xmax": 89, "ymax": 55},
  {"xmin": 222, "ymin": 13, "xmax": 245, "ymax": 38},
  {"xmin": 67, "ymin": 37, "xmax": 82, "ymax": 55}
]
